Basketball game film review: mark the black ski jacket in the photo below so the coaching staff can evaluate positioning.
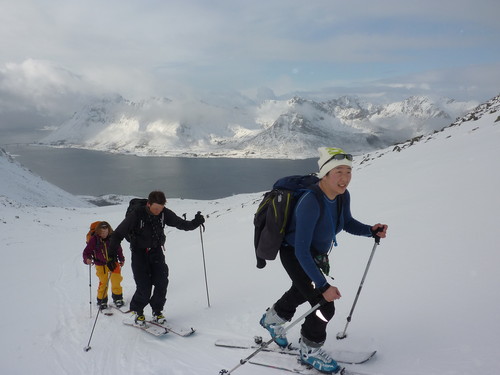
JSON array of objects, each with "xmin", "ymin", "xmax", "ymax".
[{"xmin": 109, "ymin": 206, "xmax": 199, "ymax": 255}]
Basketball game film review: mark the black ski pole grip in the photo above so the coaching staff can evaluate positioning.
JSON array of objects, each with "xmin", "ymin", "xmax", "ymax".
[{"xmin": 372, "ymin": 226, "xmax": 384, "ymax": 244}]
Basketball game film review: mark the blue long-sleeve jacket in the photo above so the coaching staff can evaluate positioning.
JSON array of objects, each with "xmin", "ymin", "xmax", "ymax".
[{"xmin": 284, "ymin": 188, "xmax": 372, "ymax": 290}]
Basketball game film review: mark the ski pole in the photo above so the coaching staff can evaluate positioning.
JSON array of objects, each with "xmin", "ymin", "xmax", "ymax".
[
  {"xmin": 336, "ymin": 234, "xmax": 381, "ymax": 340},
  {"xmin": 185, "ymin": 212, "xmax": 211, "ymax": 308},
  {"xmin": 220, "ymin": 302, "xmax": 323, "ymax": 375},
  {"xmin": 84, "ymin": 269, "xmax": 112, "ymax": 352},
  {"xmin": 88, "ymin": 264, "xmax": 92, "ymax": 318},
  {"xmin": 198, "ymin": 218, "xmax": 211, "ymax": 308}
]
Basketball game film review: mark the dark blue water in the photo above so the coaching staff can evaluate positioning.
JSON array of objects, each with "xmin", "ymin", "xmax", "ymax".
[{"xmin": 4, "ymin": 145, "xmax": 318, "ymax": 199}]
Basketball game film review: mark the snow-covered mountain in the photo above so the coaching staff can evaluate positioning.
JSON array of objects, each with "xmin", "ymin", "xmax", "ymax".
[
  {"xmin": 1, "ymin": 95, "xmax": 499, "ymax": 375},
  {"xmin": 0, "ymin": 148, "xmax": 93, "ymax": 207},
  {"xmin": 357, "ymin": 93, "xmax": 500, "ymax": 165},
  {"xmin": 39, "ymin": 94, "xmax": 477, "ymax": 158}
]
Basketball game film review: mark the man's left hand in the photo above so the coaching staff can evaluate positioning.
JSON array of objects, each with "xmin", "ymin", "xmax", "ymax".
[{"xmin": 371, "ymin": 223, "xmax": 388, "ymax": 238}]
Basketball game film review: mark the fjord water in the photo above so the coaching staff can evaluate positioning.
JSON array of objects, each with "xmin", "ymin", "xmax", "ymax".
[{"xmin": 4, "ymin": 145, "xmax": 317, "ymax": 199}]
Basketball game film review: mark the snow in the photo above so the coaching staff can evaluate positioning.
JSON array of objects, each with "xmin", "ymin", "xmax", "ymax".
[
  {"xmin": 1, "ymin": 109, "xmax": 500, "ymax": 375},
  {"xmin": 38, "ymin": 94, "xmax": 477, "ymax": 159},
  {"xmin": 0, "ymin": 148, "xmax": 93, "ymax": 208}
]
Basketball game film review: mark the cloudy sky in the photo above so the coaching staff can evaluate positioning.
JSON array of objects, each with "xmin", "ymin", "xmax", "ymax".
[{"xmin": 1, "ymin": 0, "xmax": 499, "ymax": 142}]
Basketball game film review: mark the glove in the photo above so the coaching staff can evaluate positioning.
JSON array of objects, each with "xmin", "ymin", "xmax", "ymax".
[
  {"xmin": 107, "ymin": 249, "xmax": 117, "ymax": 271},
  {"xmin": 106, "ymin": 259, "xmax": 117, "ymax": 271},
  {"xmin": 256, "ymin": 256, "xmax": 267, "ymax": 269},
  {"xmin": 192, "ymin": 211, "xmax": 205, "ymax": 227},
  {"xmin": 314, "ymin": 253, "xmax": 330, "ymax": 275}
]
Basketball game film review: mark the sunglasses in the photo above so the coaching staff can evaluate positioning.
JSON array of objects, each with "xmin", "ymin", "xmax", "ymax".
[{"xmin": 320, "ymin": 153, "xmax": 353, "ymax": 170}]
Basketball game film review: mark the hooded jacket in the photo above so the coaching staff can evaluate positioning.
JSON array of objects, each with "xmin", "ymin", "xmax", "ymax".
[
  {"xmin": 109, "ymin": 205, "xmax": 199, "ymax": 253},
  {"xmin": 83, "ymin": 235, "xmax": 124, "ymax": 266}
]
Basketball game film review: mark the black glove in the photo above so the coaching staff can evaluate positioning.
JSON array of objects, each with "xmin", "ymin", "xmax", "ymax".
[
  {"xmin": 192, "ymin": 211, "xmax": 205, "ymax": 227},
  {"xmin": 256, "ymin": 256, "xmax": 267, "ymax": 269},
  {"xmin": 314, "ymin": 253, "xmax": 330, "ymax": 275},
  {"xmin": 106, "ymin": 259, "xmax": 117, "ymax": 271},
  {"xmin": 107, "ymin": 249, "xmax": 117, "ymax": 271}
]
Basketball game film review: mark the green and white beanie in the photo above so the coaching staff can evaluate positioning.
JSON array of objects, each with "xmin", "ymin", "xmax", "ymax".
[{"xmin": 317, "ymin": 147, "xmax": 353, "ymax": 179}]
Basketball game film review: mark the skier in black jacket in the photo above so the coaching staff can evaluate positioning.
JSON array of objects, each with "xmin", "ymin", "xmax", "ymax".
[{"xmin": 108, "ymin": 190, "xmax": 205, "ymax": 325}]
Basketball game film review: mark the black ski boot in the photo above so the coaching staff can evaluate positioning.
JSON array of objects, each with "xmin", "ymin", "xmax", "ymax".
[
  {"xmin": 97, "ymin": 297, "xmax": 108, "ymax": 310},
  {"xmin": 112, "ymin": 293, "xmax": 124, "ymax": 308}
]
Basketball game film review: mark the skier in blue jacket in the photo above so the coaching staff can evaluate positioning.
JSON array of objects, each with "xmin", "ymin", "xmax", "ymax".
[{"xmin": 260, "ymin": 147, "xmax": 388, "ymax": 374}]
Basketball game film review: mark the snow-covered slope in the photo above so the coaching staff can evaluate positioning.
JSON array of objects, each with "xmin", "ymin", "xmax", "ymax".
[
  {"xmin": 1, "ymin": 95, "xmax": 499, "ymax": 375},
  {"xmin": 39, "ymin": 94, "xmax": 476, "ymax": 159},
  {"xmin": 0, "ymin": 148, "xmax": 93, "ymax": 207}
]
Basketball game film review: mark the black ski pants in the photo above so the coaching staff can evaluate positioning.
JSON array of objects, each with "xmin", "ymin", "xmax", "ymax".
[
  {"xmin": 273, "ymin": 244, "xmax": 335, "ymax": 344},
  {"xmin": 130, "ymin": 247, "xmax": 169, "ymax": 315}
]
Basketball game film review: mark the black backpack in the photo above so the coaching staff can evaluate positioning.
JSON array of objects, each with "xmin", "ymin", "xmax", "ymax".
[
  {"xmin": 254, "ymin": 174, "xmax": 344, "ymax": 269},
  {"xmin": 124, "ymin": 198, "xmax": 147, "ymax": 242},
  {"xmin": 124, "ymin": 198, "xmax": 166, "ymax": 244}
]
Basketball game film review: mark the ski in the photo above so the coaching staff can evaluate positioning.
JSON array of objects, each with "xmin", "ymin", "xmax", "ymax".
[
  {"xmin": 215, "ymin": 336, "xmax": 376, "ymax": 365},
  {"xmin": 98, "ymin": 307, "xmax": 113, "ymax": 316},
  {"xmin": 123, "ymin": 319, "xmax": 168, "ymax": 337},
  {"xmin": 122, "ymin": 313, "xmax": 195, "ymax": 337},
  {"xmin": 147, "ymin": 320, "xmax": 196, "ymax": 337},
  {"xmin": 110, "ymin": 304, "xmax": 131, "ymax": 314},
  {"xmin": 247, "ymin": 352, "xmax": 370, "ymax": 375}
]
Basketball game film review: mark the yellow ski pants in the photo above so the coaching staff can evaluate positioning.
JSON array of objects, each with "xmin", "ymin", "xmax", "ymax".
[{"xmin": 95, "ymin": 264, "xmax": 123, "ymax": 300}]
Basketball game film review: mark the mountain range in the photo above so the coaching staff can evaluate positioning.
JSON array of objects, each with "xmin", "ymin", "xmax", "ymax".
[
  {"xmin": 1, "ymin": 92, "xmax": 499, "ymax": 375},
  {"xmin": 39, "ymin": 94, "xmax": 478, "ymax": 158}
]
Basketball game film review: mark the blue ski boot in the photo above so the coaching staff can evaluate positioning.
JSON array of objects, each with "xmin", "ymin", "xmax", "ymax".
[
  {"xmin": 300, "ymin": 337, "xmax": 341, "ymax": 374},
  {"xmin": 259, "ymin": 306, "xmax": 289, "ymax": 348}
]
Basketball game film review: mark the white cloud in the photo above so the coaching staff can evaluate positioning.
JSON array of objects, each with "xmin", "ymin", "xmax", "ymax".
[
  {"xmin": 0, "ymin": 59, "xmax": 97, "ymax": 114},
  {"xmin": 0, "ymin": 0, "xmax": 499, "ymax": 140}
]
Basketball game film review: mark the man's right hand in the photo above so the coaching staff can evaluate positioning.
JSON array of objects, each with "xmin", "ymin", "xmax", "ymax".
[{"xmin": 322, "ymin": 285, "xmax": 342, "ymax": 302}]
